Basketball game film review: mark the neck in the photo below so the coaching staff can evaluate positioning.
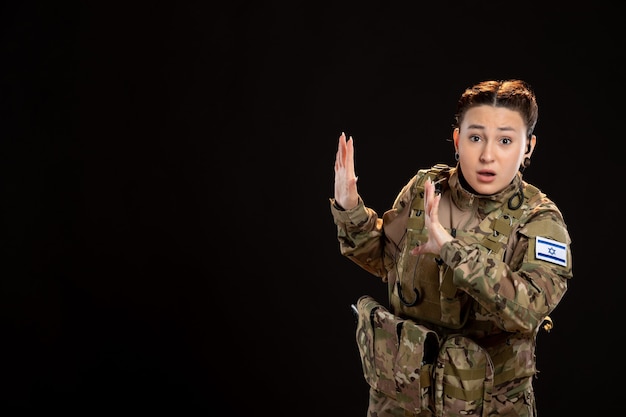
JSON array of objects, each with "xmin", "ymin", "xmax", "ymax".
[{"xmin": 457, "ymin": 166, "xmax": 478, "ymax": 195}]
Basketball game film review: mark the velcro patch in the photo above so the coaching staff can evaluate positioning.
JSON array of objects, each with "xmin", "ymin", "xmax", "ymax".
[{"xmin": 535, "ymin": 236, "xmax": 567, "ymax": 267}]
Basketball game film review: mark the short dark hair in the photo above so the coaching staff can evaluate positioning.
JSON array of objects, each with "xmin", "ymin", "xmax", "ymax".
[{"xmin": 453, "ymin": 80, "xmax": 539, "ymax": 139}]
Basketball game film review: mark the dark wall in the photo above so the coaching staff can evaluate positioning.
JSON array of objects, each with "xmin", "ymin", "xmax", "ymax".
[{"xmin": 1, "ymin": 1, "xmax": 620, "ymax": 415}]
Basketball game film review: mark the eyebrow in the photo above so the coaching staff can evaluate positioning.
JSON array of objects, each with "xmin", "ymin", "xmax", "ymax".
[{"xmin": 466, "ymin": 124, "xmax": 517, "ymax": 133}]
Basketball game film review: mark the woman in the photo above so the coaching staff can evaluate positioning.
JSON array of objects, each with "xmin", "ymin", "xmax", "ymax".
[{"xmin": 330, "ymin": 79, "xmax": 572, "ymax": 416}]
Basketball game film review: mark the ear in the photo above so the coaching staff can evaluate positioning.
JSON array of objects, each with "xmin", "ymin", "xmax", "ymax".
[
  {"xmin": 452, "ymin": 128, "xmax": 460, "ymax": 151},
  {"xmin": 526, "ymin": 135, "xmax": 537, "ymax": 157}
]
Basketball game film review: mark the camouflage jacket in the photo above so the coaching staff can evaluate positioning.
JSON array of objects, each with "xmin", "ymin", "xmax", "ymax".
[{"xmin": 331, "ymin": 164, "xmax": 573, "ymax": 383}]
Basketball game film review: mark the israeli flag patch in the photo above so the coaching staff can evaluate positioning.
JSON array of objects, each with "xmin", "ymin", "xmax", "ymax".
[{"xmin": 535, "ymin": 236, "xmax": 567, "ymax": 267}]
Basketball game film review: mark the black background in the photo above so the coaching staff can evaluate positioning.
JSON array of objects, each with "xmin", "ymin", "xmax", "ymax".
[{"xmin": 1, "ymin": 1, "xmax": 622, "ymax": 415}]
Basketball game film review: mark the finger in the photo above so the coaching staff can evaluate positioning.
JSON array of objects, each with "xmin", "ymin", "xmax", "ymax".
[
  {"xmin": 336, "ymin": 132, "xmax": 348, "ymax": 169},
  {"xmin": 335, "ymin": 146, "xmax": 343, "ymax": 171},
  {"xmin": 424, "ymin": 178, "xmax": 435, "ymax": 213},
  {"xmin": 430, "ymin": 193, "xmax": 441, "ymax": 223},
  {"xmin": 346, "ymin": 135, "xmax": 355, "ymax": 175}
]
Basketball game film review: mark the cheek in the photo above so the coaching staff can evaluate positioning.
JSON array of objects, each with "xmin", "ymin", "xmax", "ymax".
[
  {"xmin": 510, "ymin": 155, "xmax": 523, "ymax": 168},
  {"xmin": 511, "ymin": 146, "xmax": 526, "ymax": 162}
]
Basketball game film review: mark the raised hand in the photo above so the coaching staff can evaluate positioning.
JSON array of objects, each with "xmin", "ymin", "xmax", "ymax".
[
  {"xmin": 334, "ymin": 132, "xmax": 359, "ymax": 210},
  {"xmin": 410, "ymin": 178, "xmax": 453, "ymax": 256}
]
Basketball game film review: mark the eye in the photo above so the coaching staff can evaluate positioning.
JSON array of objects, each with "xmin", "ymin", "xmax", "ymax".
[
  {"xmin": 469, "ymin": 135, "xmax": 481, "ymax": 142},
  {"xmin": 500, "ymin": 137, "xmax": 512, "ymax": 145}
]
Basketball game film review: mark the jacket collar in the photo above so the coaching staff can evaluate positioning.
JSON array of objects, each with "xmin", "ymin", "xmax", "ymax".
[{"xmin": 447, "ymin": 167, "xmax": 523, "ymax": 216}]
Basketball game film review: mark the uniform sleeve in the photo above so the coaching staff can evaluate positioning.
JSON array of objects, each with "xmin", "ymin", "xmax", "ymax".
[
  {"xmin": 439, "ymin": 204, "xmax": 572, "ymax": 333},
  {"xmin": 329, "ymin": 197, "xmax": 388, "ymax": 279},
  {"xmin": 329, "ymin": 176, "xmax": 418, "ymax": 281}
]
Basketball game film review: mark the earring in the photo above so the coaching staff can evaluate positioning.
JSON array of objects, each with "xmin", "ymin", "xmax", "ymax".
[
  {"xmin": 522, "ymin": 157, "xmax": 531, "ymax": 168},
  {"xmin": 454, "ymin": 152, "xmax": 459, "ymax": 161}
]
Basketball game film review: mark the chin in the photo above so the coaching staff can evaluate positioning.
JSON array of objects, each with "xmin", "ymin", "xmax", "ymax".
[{"xmin": 473, "ymin": 184, "xmax": 498, "ymax": 196}]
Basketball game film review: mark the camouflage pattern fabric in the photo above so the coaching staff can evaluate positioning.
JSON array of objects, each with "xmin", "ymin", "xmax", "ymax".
[
  {"xmin": 355, "ymin": 295, "xmax": 437, "ymax": 414},
  {"xmin": 332, "ymin": 164, "xmax": 572, "ymax": 417},
  {"xmin": 432, "ymin": 335, "xmax": 494, "ymax": 416}
]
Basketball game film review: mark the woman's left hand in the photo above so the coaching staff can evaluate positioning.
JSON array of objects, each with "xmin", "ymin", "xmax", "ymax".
[{"xmin": 410, "ymin": 178, "xmax": 453, "ymax": 256}]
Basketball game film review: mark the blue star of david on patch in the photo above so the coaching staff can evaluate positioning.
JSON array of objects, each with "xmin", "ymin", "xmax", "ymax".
[{"xmin": 536, "ymin": 236, "xmax": 567, "ymax": 267}]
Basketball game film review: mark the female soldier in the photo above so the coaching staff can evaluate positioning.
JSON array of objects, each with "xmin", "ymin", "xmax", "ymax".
[{"xmin": 330, "ymin": 79, "xmax": 572, "ymax": 416}]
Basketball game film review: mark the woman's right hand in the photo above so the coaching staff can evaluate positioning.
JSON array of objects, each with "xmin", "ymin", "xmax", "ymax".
[{"xmin": 334, "ymin": 132, "xmax": 359, "ymax": 210}]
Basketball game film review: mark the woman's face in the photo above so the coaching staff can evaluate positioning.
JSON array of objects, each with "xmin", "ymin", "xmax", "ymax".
[{"xmin": 453, "ymin": 105, "xmax": 535, "ymax": 195}]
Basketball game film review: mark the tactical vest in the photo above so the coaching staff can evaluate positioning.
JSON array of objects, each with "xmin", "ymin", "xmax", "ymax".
[{"xmin": 389, "ymin": 164, "xmax": 541, "ymax": 330}]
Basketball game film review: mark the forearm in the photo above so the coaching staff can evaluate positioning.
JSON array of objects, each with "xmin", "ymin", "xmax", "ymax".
[
  {"xmin": 441, "ymin": 239, "xmax": 569, "ymax": 333},
  {"xmin": 330, "ymin": 198, "xmax": 388, "ymax": 279}
]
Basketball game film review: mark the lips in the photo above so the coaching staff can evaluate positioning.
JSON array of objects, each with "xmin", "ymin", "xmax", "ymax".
[{"xmin": 477, "ymin": 171, "xmax": 495, "ymax": 182}]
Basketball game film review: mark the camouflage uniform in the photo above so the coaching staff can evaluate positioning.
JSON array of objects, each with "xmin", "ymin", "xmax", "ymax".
[{"xmin": 330, "ymin": 165, "xmax": 572, "ymax": 417}]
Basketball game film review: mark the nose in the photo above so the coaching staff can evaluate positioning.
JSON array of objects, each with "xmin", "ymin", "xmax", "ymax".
[{"xmin": 479, "ymin": 142, "xmax": 495, "ymax": 163}]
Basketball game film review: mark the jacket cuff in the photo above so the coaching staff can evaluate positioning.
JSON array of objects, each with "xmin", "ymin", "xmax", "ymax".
[
  {"xmin": 329, "ymin": 198, "xmax": 369, "ymax": 226},
  {"xmin": 440, "ymin": 240, "xmax": 461, "ymax": 268}
]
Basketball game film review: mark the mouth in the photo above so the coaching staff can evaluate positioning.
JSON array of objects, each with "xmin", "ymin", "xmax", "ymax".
[{"xmin": 477, "ymin": 170, "xmax": 496, "ymax": 182}]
